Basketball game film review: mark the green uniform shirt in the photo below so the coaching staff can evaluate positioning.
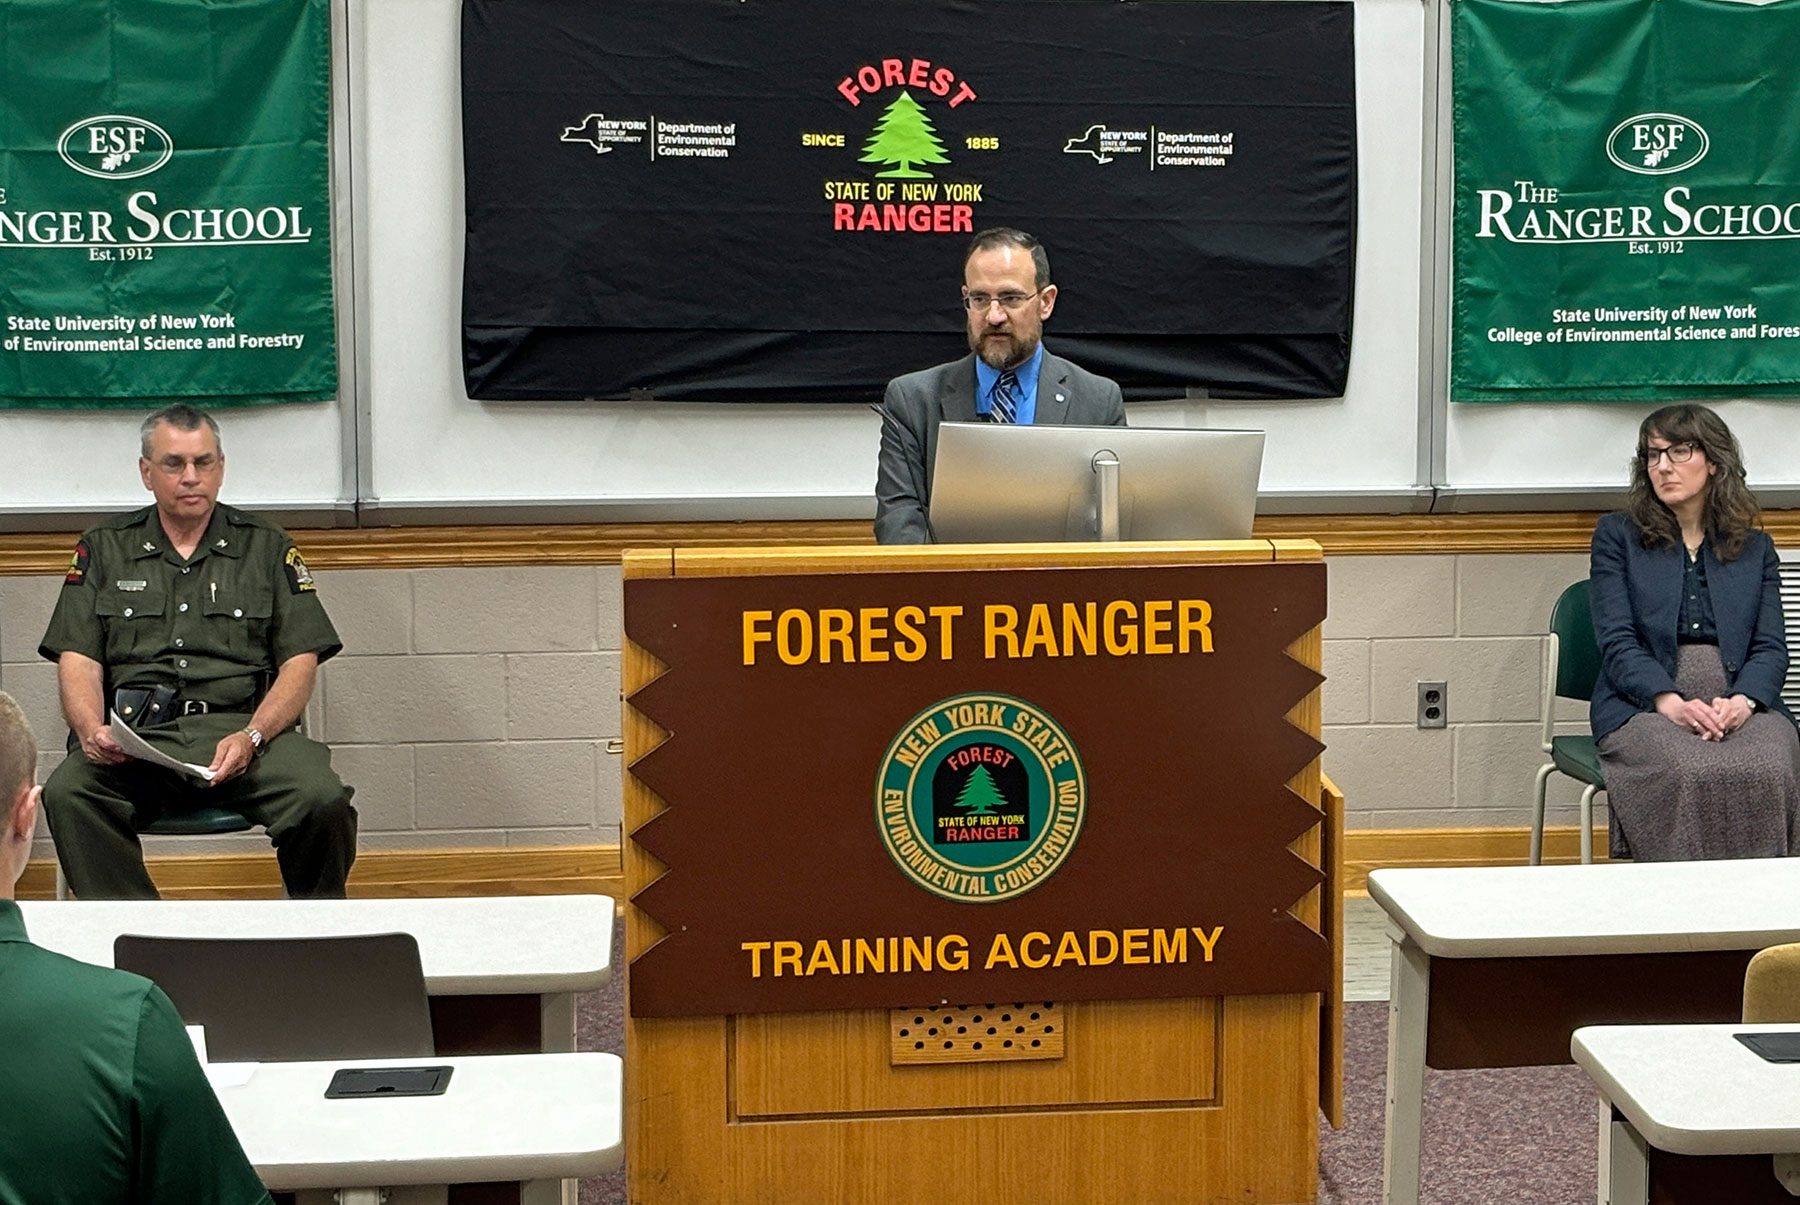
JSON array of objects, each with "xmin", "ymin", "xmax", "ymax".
[
  {"xmin": 39, "ymin": 504, "xmax": 341, "ymax": 708},
  {"xmin": 0, "ymin": 901, "xmax": 275, "ymax": 1205}
]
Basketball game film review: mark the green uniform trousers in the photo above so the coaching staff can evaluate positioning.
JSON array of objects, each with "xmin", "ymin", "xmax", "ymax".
[{"xmin": 44, "ymin": 713, "xmax": 357, "ymax": 900}]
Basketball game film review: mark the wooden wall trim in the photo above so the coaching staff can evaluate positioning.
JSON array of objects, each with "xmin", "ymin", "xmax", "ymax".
[
  {"xmin": 0, "ymin": 521, "xmax": 871, "ymax": 575},
  {"xmin": 1340, "ymin": 824, "xmax": 1606, "ymax": 893},
  {"xmin": 7, "ymin": 510, "xmax": 1799, "ymax": 574},
  {"xmin": 19, "ymin": 827, "xmax": 1590, "ymax": 901}
]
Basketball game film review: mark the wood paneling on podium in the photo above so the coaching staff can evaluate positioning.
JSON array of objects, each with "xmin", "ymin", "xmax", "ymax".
[{"xmin": 624, "ymin": 541, "xmax": 1335, "ymax": 1204}]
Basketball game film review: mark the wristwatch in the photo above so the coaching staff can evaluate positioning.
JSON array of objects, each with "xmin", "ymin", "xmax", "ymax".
[{"xmin": 243, "ymin": 726, "xmax": 266, "ymax": 756}]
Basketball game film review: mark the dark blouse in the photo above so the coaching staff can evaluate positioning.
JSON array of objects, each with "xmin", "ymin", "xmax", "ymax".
[{"xmin": 1676, "ymin": 545, "xmax": 1719, "ymax": 645}]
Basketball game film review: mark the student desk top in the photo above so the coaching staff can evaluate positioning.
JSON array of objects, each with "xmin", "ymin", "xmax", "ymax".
[
  {"xmin": 22, "ymin": 895, "xmax": 614, "ymax": 1056},
  {"xmin": 1367, "ymin": 860, "xmax": 1800, "ymax": 1205},
  {"xmin": 219, "ymin": 1051, "xmax": 622, "ymax": 1204},
  {"xmin": 1574, "ymin": 1022, "xmax": 1800, "ymax": 1205}
]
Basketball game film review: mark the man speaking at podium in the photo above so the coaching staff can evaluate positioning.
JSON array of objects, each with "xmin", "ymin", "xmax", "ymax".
[{"xmin": 874, "ymin": 228, "xmax": 1126, "ymax": 544}]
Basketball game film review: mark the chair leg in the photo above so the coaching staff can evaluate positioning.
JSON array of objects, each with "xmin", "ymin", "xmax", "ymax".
[
  {"xmin": 1580, "ymin": 783, "xmax": 1603, "ymax": 865},
  {"xmin": 1530, "ymin": 763, "xmax": 1555, "ymax": 866}
]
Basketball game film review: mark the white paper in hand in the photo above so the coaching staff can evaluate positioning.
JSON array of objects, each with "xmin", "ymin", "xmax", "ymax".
[{"xmin": 108, "ymin": 711, "xmax": 217, "ymax": 781}]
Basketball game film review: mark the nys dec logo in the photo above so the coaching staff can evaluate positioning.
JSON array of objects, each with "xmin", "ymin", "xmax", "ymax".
[{"xmin": 876, "ymin": 693, "xmax": 1085, "ymax": 904}]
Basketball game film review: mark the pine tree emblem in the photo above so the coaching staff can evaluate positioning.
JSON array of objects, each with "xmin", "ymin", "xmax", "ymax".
[
  {"xmin": 954, "ymin": 765, "xmax": 1006, "ymax": 816},
  {"xmin": 859, "ymin": 90, "xmax": 951, "ymax": 179}
]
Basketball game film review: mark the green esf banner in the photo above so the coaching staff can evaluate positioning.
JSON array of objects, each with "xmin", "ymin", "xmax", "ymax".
[
  {"xmin": 0, "ymin": 0, "xmax": 335, "ymax": 409},
  {"xmin": 1452, "ymin": 0, "xmax": 1800, "ymax": 403}
]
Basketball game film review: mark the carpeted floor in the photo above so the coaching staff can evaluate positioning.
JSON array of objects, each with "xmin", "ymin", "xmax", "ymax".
[
  {"xmin": 1318, "ymin": 1002, "xmax": 1597, "ymax": 1204},
  {"xmin": 575, "ymin": 978, "xmax": 627, "ymax": 1205},
  {"xmin": 575, "ymin": 969, "xmax": 1598, "ymax": 1203}
]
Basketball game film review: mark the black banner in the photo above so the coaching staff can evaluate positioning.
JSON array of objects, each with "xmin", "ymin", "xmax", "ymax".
[{"xmin": 461, "ymin": 0, "xmax": 1356, "ymax": 402}]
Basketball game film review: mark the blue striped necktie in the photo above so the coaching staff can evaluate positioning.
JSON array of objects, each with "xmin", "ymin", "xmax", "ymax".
[{"xmin": 990, "ymin": 369, "xmax": 1019, "ymax": 424}]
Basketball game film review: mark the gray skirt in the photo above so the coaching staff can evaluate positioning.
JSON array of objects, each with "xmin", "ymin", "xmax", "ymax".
[{"xmin": 1597, "ymin": 643, "xmax": 1800, "ymax": 861}]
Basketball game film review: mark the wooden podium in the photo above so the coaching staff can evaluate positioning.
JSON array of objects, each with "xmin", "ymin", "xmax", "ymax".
[{"xmin": 623, "ymin": 540, "xmax": 1341, "ymax": 1204}]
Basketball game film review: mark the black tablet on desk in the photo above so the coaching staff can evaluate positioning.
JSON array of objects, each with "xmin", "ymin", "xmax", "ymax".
[
  {"xmin": 324, "ymin": 1065, "xmax": 454, "ymax": 1098},
  {"xmin": 1734, "ymin": 1033, "xmax": 1800, "ymax": 1063}
]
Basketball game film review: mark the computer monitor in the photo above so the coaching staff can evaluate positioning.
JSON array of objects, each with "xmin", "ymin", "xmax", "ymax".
[{"xmin": 927, "ymin": 422, "xmax": 1264, "ymax": 544}]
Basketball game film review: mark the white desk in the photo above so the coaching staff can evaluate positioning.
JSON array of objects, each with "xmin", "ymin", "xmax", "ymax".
[
  {"xmin": 1368, "ymin": 860, "xmax": 1800, "ymax": 1205},
  {"xmin": 1573, "ymin": 1024, "xmax": 1800, "ymax": 1205},
  {"xmin": 221, "ymin": 1051, "xmax": 623, "ymax": 1205},
  {"xmin": 18, "ymin": 895, "xmax": 614, "ymax": 1051}
]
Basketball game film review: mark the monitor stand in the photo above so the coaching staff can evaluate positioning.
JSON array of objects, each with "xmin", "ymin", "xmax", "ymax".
[{"xmin": 1093, "ymin": 447, "xmax": 1121, "ymax": 541}]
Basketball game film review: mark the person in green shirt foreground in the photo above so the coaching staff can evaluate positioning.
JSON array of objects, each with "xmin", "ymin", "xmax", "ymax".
[
  {"xmin": 0, "ymin": 690, "xmax": 274, "ymax": 1205},
  {"xmin": 38, "ymin": 403, "xmax": 356, "ymax": 898}
]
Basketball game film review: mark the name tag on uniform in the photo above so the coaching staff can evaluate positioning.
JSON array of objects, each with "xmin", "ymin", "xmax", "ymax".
[{"xmin": 116, "ymin": 580, "xmax": 148, "ymax": 591}]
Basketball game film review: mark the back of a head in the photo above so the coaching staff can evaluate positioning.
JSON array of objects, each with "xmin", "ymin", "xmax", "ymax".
[
  {"xmin": 0, "ymin": 692, "xmax": 32, "ymax": 808},
  {"xmin": 0, "ymin": 692, "xmax": 35, "ymax": 889}
]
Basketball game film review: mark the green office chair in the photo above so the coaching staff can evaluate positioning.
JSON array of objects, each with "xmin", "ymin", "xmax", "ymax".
[{"xmin": 1530, "ymin": 579, "xmax": 1607, "ymax": 865}]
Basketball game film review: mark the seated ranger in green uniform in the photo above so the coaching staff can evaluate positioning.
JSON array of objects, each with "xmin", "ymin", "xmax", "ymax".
[
  {"xmin": 39, "ymin": 404, "xmax": 357, "ymax": 899},
  {"xmin": 0, "ymin": 691, "xmax": 275, "ymax": 1205}
]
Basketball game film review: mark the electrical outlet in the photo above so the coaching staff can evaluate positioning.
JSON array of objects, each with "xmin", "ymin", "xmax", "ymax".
[{"xmin": 1417, "ymin": 681, "xmax": 1448, "ymax": 729}]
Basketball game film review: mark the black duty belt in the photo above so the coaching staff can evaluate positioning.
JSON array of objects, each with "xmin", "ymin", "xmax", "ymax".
[
  {"xmin": 113, "ymin": 686, "xmax": 252, "ymax": 728},
  {"xmin": 177, "ymin": 699, "xmax": 246, "ymax": 716}
]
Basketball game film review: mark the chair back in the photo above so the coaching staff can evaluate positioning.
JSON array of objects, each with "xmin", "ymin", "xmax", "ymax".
[
  {"xmin": 1744, "ymin": 942, "xmax": 1800, "ymax": 1024},
  {"xmin": 1549, "ymin": 579, "xmax": 1601, "ymax": 702},
  {"xmin": 114, "ymin": 932, "xmax": 435, "ymax": 1062},
  {"xmin": 1780, "ymin": 554, "xmax": 1800, "ymax": 716}
]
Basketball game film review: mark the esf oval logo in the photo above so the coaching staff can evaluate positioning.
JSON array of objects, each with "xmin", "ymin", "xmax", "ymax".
[
  {"xmin": 57, "ymin": 115, "xmax": 174, "ymax": 180},
  {"xmin": 876, "ymin": 693, "xmax": 1086, "ymax": 904},
  {"xmin": 1606, "ymin": 113, "xmax": 1708, "ymax": 176}
]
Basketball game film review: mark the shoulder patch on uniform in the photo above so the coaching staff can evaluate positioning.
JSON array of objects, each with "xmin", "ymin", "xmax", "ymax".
[
  {"xmin": 284, "ymin": 546, "xmax": 317, "ymax": 593},
  {"xmin": 64, "ymin": 541, "xmax": 89, "ymax": 586}
]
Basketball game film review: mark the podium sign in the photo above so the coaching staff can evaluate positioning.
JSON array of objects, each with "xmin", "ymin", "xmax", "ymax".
[
  {"xmin": 624, "ymin": 542, "xmax": 1336, "ymax": 1205},
  {"xmin": 627, "ymin": 557, "xmax": 1327, "ymax": 1015}
]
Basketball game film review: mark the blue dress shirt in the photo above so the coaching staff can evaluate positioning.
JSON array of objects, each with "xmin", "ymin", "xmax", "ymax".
[{"xmin": 974, "ymin": 344, "xmax": 1043, "ymax": 424}]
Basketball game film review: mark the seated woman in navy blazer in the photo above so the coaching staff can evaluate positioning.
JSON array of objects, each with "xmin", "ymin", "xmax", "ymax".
[{"xmin": 1591, "ymin": 403, "xmax": 1800, "ymax": 861}]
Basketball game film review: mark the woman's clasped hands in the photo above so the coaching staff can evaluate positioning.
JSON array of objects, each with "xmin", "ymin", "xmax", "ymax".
[{"xmin": 1655, "ymin": 691, "xmax": 1753, "ymax": 740}]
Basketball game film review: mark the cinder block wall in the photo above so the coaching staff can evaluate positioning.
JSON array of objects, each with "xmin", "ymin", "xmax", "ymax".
[
  {"xmin": 0, "ymin": 553, "xmax": 1601, "ymax": 858},
  {"xmin": 1323, "ymin": 553, "xmax": 1596, "ymax": 832},
  {"xmin": 0, "ymin": 565, "xmax": 626, "ymax": 859}
]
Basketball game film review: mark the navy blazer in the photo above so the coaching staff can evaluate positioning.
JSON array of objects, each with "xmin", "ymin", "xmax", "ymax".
[{"xmin": 1589, "ymin": 510, "xmax": 1793, "ymax": 741}]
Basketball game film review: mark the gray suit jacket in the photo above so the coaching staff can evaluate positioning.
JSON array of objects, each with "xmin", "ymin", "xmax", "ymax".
[{"xmin": 874, "ymin": 350, "xmax": 1126, "ymax": 544}]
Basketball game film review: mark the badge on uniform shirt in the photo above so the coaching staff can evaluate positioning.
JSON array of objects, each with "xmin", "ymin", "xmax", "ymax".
[
  {"xmin": 284, "ymin": 546, "xmax": 316, "ymax": 593},
  {"xmin": 64, "ymin": 541, "xmax": 88, "ymax": 586},
  {"xmin": 116, "ymin": 580, "xmax": 147, "ymax": 591}
]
